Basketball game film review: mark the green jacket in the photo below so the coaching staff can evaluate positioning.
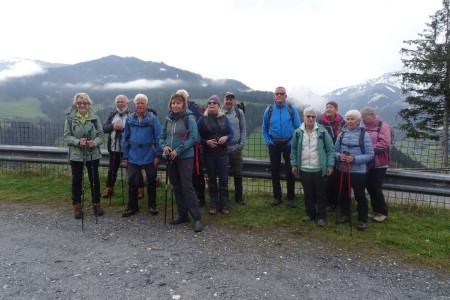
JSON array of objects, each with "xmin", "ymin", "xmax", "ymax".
[
  {"xmin": 290, "ymin": 123, "xmax": 335, "ymax": 176},
  {"xmin": 63, "ymin": 105, "xmax": 104, "ymax": 161}
]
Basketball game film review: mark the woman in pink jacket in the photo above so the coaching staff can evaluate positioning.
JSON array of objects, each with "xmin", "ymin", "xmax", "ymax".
[{"xmin": 360, "ymin": 107, "xmax": 391, "ymax": 223}]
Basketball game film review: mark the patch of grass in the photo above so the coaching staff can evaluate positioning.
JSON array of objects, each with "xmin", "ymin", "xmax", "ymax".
[
  {"xmin": 0, "ymin": 97, "xmax": 47, "ymax": 118},
  {"xmin": 0, "ymin": 171, "xmax": 449, "ymax": 272}
]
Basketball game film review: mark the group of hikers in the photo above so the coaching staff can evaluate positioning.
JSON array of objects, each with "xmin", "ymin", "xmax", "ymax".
[{"xmin": 63, "ymin": 86, "xmax": 391, "ymax": 233}]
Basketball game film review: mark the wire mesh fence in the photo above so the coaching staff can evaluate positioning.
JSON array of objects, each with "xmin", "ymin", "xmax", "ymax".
[{"xmin": 1, "ymin": 119, "xmax": 449, "ymax": 208}]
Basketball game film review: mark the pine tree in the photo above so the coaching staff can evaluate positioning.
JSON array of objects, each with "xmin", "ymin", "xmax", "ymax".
[{"xmin": 398, "ymin": 0, "xmax": 450, "ymax": 167}]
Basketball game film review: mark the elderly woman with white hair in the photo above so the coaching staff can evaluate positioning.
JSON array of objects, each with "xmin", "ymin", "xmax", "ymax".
[
  {"xmin": 290, "ymin": 106, "xmax": 335, "ymax": 227},
  {"xmin": 334, "ymin": 110, "xmax": 374, "ymax": 231}
]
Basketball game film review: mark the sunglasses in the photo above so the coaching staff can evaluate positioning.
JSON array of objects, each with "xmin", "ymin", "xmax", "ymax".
[
  {"xmin": 305, "ymin": 115, "xmax": 316, "ymax": 119},
  {"xmin": 275, "ymin": 93, "xmax": 285, "ymax": 96},
  {"xmin": 207, "ymin": 102, "xmax": 218, "ymax": 105}
]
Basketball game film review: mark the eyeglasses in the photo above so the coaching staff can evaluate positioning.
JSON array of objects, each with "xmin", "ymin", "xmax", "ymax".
[
  {"xmin": 275, "ymin": 93, "xmax": 285, "ymax": 96},
  {"xmin": 305, "ymin": 115, "xmax": 316, "ymax": 119},
  {"xmin": 76, "ymin": 102, "xmax": 89, "ymax": 106},
  {"xmin": 207, "ymin": 102, "xmax": 218, "ymax": 105}
]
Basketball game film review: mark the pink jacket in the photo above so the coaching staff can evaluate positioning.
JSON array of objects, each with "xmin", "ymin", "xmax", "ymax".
[{"xmin": 364, "ymin": 117, "xmax": 391, "ymax": 167}]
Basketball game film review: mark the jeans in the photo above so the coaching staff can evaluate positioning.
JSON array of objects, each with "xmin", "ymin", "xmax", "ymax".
[
  {"xmin": 229, "ymin": 147, "xmax": 244, "ymax": 202},
  {"xmin": 203, "ymin": 155, "xmax": 229, "ymax": 209},
  {"xmin": 169, "ymin": 158, "xmax": 201, "ymax": 221},
  {"xmin": 268, "ymin": 143, "xmax": 295, "ymax": 200},
  {"xmin": 300, "ymin": 171, "xmax": 327, "ymax": 220},
  {"xmin": 106, "ymin": 151, "xmax": 121, "ymax": 188},
  {"xmin": 338, "ymin": 172, "xmax": 368, "ymax": 222},
  {"xmin": 70, "ymin": 159, "xmax": 100, "ymax": 204},
  {"xmin": 367, "ymin": 167, "xmax": 388, "ymax": 216},
  {"xmin": 127, "ymin": 163, "xmax": 157, "ymax": 210}
]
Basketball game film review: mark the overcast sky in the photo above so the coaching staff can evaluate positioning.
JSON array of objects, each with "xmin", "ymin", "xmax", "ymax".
[{"xmin": 0, "ymin": 0, "xmax": 444, "ymax": 97}]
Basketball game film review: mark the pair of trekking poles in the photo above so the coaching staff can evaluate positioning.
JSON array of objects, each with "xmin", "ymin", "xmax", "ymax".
[{"xmin": 334, "ymin": 155, "xmax": 353, "ymax": 236}]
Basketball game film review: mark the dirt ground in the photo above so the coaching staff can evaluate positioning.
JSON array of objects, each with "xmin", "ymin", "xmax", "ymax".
[{"xmin": 0, "ymin": 202, "xmax": 449, "ymax": 300}]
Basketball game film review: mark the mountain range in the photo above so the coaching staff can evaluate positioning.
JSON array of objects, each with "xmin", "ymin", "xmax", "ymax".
[{"xmin": 0, "ymin": 56, "xmax": 407, "ymax": 135}]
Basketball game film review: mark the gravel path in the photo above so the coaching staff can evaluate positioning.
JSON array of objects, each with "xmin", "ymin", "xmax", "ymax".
[{"xmin": 0, "ymin": 202, "xmax": 449, "ymax": 300}]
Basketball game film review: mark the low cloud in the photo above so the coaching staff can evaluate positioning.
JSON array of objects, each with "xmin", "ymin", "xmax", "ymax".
[{"xmin": 0, "ymin": 60, "xmax": 47, "ymax": 81}]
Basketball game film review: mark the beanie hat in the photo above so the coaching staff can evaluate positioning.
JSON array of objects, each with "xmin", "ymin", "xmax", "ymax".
[
  {"xmin": 326, "ymin": 101, "xmax": 338, "ymax": 110},
  {"xmin": 208, "ymin": 95, "xmax": 221, "ymax": 103}
]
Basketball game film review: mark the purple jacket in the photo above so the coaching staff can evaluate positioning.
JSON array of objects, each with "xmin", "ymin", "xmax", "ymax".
[{"xmin": 364, "ymin": 117, "xmax": 391, "ymax": 167}]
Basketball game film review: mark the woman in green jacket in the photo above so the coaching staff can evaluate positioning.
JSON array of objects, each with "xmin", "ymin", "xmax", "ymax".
[
  {"xmin": 64, "ymin": 93, "xmax": 105, "ymax": 219},
  {"xmin": 290, "ymin": 106, "xmax": 335, "ymax": 227}
]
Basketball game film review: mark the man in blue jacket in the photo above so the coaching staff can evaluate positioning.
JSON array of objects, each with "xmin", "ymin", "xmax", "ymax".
[
  {"xmin": 262, "ymin": 86, "xmax": 301, "ymax": 208},
  {"xmin": 121, "ymin": 94, "xmax": 163, "ymax": 217}
]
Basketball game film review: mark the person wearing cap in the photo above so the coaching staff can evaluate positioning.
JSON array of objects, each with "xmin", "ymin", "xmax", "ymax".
[
  {"xmin": 197, "ymin": 95, "xmax": 234, "ymax": 215},
  {"xmin": 360, "ymin": 106, "xmax": 391, "ymax": 223},
  {"xmin": 318, "ymin": 101, "xmax": 346, "ymax": 212},
  {"xmin": 176, "ymin": 89, "xmax": 206, "ymax": 206},
  {"xmin": 221, "ymin": 92, "xmax": 247, "ymax": 205},
  {"xmin": 262, "ymin": 86, "xmax": 301, "ymax": 208}
]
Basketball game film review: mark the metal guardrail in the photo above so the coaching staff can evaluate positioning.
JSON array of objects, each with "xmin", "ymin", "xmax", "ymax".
[{"xmin": 1, "ymin": 145, "xmax": 450, "ymax": 197}]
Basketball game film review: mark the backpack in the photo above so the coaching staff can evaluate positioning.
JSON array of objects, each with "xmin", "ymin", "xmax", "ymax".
[
  {"xmin": 266, "ymin": 103, "xmax": 296, "ymax": 128},
  {"xmin": 365, "ymin": 121, "xmax": 394, "ymax": 149},
  {"xmin": 338, "ymin": 127, "xmax": 366, "ymax": 154},
  {"xmin": 237, "ymin": 102, "xmax": 245, "ymax": 113}
]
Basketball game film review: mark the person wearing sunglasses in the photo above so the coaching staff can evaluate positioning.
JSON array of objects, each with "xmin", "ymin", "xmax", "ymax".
[
  {"xmin": 64, "ymin": 92, "xmax": 105, "ymax": 219},
  {"xmin": 197, "ymin": 95, "xmax": 234, "ymax": 215},
  {"xmin": 262, "ymin": 86, "xmax": 301, "ymax": 208},
  {"xmin": 290, "ymin": 106, "xmax": 334, "ymax": 227}
]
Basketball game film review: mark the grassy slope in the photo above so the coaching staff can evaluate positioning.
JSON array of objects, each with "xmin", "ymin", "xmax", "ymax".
[{"xmin": 0, "ymin": 97, "xmax": 47, "ymax": 118}]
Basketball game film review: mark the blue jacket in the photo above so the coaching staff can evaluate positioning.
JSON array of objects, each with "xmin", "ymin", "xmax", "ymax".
[
  {"xmin": 262, "ymin": 101, "xmax": 301, "ymax": 146},
  {"xmin": 290, "ymin": 123, "xmax": 335, "ymax": 176},
  {"xmin": 334, "ymin": 123, "xmax": 374, "ymax": 174},
  {"xmin": 159, "ymin": 109, "xmax": 198, "ymax": 159},
  {"xmin": 121, "ymin": 111, "xmax": 163, "ymax": 165}
]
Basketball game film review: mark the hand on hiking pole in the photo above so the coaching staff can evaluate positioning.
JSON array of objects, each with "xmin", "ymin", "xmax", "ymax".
[{"xmin": 339, "ymin": 151, "xmax": 354, "ymax": 163}]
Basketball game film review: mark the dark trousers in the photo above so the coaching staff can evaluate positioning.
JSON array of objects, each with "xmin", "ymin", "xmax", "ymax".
[
  {"xmin": 338, "ymin": 171, "xmax": 368, "ymax": 222},
  {"xmin": 268, "ymin": 144, "xmax": 295, "ymax": 200},
  {"xmin": 169, "ymin": 158, "xmax": 201, "ymax": 221},
  {"xmin": 70, "ymin": 159, "xmax": 100, "ymax": 205},
  {"xmin": 192, "ymin": 144, "xmax": 205, "ymax": 202},
  {"xmin": 229, "ymin": 147, "xmax": 244, "ymax": 202},
  {"xmin": 204, "ymin": 155, "xmax": 229, "ymax": 209},
  {"xmin": 106, "ymin": 151, "xmax": 121, "ymax": 188},
  {"xmin": 367, "ymin": 167, "xmax": 388, "ymax": 216},
  {"xmin": 127, "ymin": 163, "xmax": 157, "ymax": 210},
  {"xmin": 300, "ymin": 171, "xmax": 327, "ymax": 220},
  {"xmin": 326, "ymin": 167, "xmax": 340, "ymax": 208}
]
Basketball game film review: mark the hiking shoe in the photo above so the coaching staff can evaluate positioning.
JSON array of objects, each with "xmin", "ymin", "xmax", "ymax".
[
  {"xmin": 122, "ymin": 208, "xmax": 138, "ymax": 217},
  {"xmin": 209, "ymin": 208, "xmax": 217, "ymax": 215},
  {"xmin": 236, "ymin": 199, "xmax": 246, "ymax": 205},
  {"xmin": 302, "ymin": 215, "xmax": 313, "ymax": 222},
  {"xmin": 317, "ymin": 219, "xmax": 326, "ymax": 227},
  {"xmin": 270, "ymin": 198, "xmax": 281, "ymax": 206},
  {"xmin": 170, "ymin": 217, "xmax": 190, "ymax": 225},
  {"xmin": 93, "ymin": 203, "xmax": 104, "ymax": 216},
  {"xmin": 73, "ymin": 203, "xmax": 82, "ymax": 219},
  {"xmin": 336, "ymin": 215, "xmax": 349, "ymax": 224},
  {"xmin": 368, "ymin": 213, "xmax": 375, "ymax": 219},
  {"xmin": 372, "ymin": 214, "xmax": 387, "ymax": 223},
  {"xmin": 138, "ymin": 187, "xmax": 145, "ymax": 199},
  {"xmin": 102, "ymin": 186, "xmax": 113, "ymax": 198},
  {"xmin": 194, "ymin": 220, "xmax": 204, "ymax": 232},
  {"xmin": 288, "ymin": 199, "xmax": 297, "ymax": 208},
  {"xmin": 220, "ymin": 208, "xmax": 230, "ymax": 215},
  {"xmin": 357, "ymin": 221, "xmax": 367, "ymax": 231},
  {"xmin": 149, "ymin": 207, "xmax": 159, "ymax": 215}
]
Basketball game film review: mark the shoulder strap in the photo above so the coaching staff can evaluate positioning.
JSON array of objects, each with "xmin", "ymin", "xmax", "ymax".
[
  {"xmin": 287, "ymin": 104, "xmax": 295, "ymax": 127},
  {"xmin": 377, "ymin": 121, "xmax": 383, "ymax": 133},
  {"xmin": 266, "ymin": 105, "xmax": 273, "ymax": 125},
  {"xmin": 339, "ymin": 129, "xmax": 365, "ymax": 154}
]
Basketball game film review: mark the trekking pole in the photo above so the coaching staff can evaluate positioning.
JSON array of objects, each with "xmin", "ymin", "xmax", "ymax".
[
  {"xmin": 347, "ymin": 161, "xmax": 352, "ymax": 237},
  {"xmin": 118, "ymin": 132, "xmax": 125, "ymax": 205},
  {"xmin": 87, "ymin": 130, "xmax": 98, "ymax": 225},
  {"xmin": 334, "ymin": 161, "xmax": 345, "ymax": 233},
  {"xmin": 81, "ymin": 135, "xmax": 87, "ymax": 231},
  {"xmin": 109, "ymin": 133, "xmax": 119, "ymax": 206},
  {"xmin": 164, "ymin": 158, "xmax": 169, "ymax": 224}
]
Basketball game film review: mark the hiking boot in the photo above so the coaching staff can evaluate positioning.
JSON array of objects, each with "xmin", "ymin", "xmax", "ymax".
[
  {"xmin": 336, "ymin": 215, "xmax": 349, "ymax": 224},
  {"xmin": 102, "ymin": 186, "xmax": 113, "ymax": 198},
  {"xmin": 357, "ymin": 221, "xmax": 367, "ymax": 231},
  {"xmin": 288, "ymin": 199, "xmax": 297, "ymax": 208},
  {"xmin": 372, "ymin": 214, "xmax": 387, "ymax": 223},
  {"xmin": 170, "ymin": 217, "xmax": 190, "ymax": 225},
  {"xmin": 209, "ymin": 208, "xmax": 217, "ymax": 215},
  {"xmin": 194, "ymin": 220, "xmax": 204, "ymax": 232},
  {"xmin": 220, "ymin": 208, "xmax": 230, "ymax": 215},
  {"xmin": 317, "ymin": 219, "xmax": 326, "ymax": 227},
  {"xmin": 302, "ymin": 215, "xmax": 313, "ymax": 222},
  {"xmin": 368, "ymin": 213, "xmax": 375, "ymax": 219},
  {"xmin": 73, "ymin": 203, "xmax": 82, "ymax": 219},
  {"xmin": 122, "ymin": 208, "xmax": 138, "ymax": 217},
  {"xmin": 149, "ymin": 207, "xmax": 159, "ymax": 215},
  {"xmin": 270, "ymin": 198, "xmax": 281, "ymax": 206},
  {"xmin": 93, "ymin": 203, "xmax": 104, "ymax": 216},
  {"xmin": 137, "ymin": 187, "xmax": 145, "ymax": 199},
  {"xmin": 236, "ymin": 199, "xmax": 246, "ymax": 205}
]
